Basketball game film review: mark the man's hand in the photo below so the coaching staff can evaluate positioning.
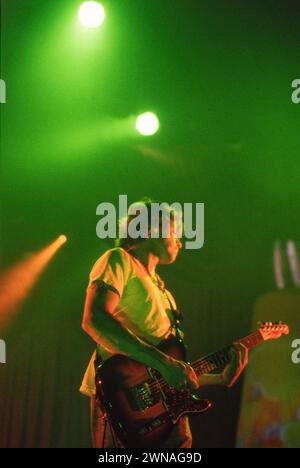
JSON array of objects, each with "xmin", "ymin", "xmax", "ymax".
[
  {"xmin": 158, "ymin": 355, "xmax": 200, "ymax": 391},
  {"xmin": 221, "ymin": 342, "xmax": 248, "ymax": 387}
]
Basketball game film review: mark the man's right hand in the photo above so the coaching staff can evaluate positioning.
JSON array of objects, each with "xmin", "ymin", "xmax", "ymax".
[{"xmin": 158, "ymin": 355, "xmax": 200, "ymax": 391}]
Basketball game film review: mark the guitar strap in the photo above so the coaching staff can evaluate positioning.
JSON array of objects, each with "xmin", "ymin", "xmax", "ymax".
[{"xmin": 162, "ymin": 289, "xmax": 185, "ymax": 346}]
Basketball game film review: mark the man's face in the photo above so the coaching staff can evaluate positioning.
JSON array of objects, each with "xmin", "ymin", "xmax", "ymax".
[{"xmin": 151, "ymin": 220, "xmax": 182, "ymax": 264}]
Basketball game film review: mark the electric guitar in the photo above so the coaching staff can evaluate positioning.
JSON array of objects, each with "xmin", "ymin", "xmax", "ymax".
[{"xmin": 95, "ymin": 321, "xmax": 289, "ymax": 448}]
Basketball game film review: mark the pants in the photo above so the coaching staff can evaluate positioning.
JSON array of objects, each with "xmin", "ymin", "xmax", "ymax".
[{"xmin": 90, "ymin": 396, "xmax": 193, "ymax": 448}]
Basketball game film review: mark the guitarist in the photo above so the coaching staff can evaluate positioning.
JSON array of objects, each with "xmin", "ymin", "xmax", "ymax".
[{"xmin": 80, "ymin": 200, "xmax": 248, "ymax": 448}]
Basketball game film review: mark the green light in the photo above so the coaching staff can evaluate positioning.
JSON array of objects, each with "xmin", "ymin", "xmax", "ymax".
[
  {"xmin": 136, "ymin": 112, "xmax": 160, "ymax": 136},
  {"xmin": 78, "ymin": 2, "xmax": 105, "ymax": 28}
]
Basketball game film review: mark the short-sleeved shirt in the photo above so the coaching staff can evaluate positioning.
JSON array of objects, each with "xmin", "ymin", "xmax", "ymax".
[{"xmin": 80, "ymin": 247, "xmax": 177, "ymax": 396}]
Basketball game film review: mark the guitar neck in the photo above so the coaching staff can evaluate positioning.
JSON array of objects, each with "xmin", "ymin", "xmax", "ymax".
[{"xmin": 192, "ymin": 330, "xmax": 264, "ymax": 376}]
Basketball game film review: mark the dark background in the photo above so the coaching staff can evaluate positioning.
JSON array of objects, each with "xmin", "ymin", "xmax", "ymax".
[{"xmin": 0, "ymin": 0, "xmax": 300, "ymax": 447}]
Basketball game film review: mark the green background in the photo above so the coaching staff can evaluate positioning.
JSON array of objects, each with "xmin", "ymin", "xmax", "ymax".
[{"xmin": 0, "ymin": 0, "xmax": 300, "ymax": 447}]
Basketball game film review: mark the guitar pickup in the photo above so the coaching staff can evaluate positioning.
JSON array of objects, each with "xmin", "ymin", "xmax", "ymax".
[{"xmin": 126, "ymin": 381, "xmax": 159, "ymax": 411}]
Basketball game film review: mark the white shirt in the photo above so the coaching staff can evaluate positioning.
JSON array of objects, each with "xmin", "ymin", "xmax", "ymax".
[{"xmin": 80, "ymin": 247, "xmax": 177, "ymax": 396}]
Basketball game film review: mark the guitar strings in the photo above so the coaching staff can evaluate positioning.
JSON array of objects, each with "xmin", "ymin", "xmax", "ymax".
[{"xmin": 145, "ymin": 330, "xmax": 264, "ymax": 395}]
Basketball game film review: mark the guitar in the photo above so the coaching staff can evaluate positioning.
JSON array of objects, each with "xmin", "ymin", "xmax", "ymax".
[{"xmin": 95, "ymin": 321, "xmax": 289, "ymax": 448}]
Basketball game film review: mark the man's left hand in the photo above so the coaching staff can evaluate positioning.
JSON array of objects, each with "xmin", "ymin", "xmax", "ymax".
[{"xmin": 221, "ymin": 343, "xmax": 248, "ymax": 387}]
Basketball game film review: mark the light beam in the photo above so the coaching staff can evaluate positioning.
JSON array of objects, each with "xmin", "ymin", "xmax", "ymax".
[{"xmin": 0, "ymin": 235, "xmax": 67, "ymax": 333}]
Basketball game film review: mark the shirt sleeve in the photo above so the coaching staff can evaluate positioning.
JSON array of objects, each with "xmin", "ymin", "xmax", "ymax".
[{"xmin": 87, "ymin": 248, "xmax": 133, "ymax": 298}]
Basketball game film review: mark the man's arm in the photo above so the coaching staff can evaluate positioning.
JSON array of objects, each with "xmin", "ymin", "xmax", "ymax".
[{"xmin": 82, "ymin": 282, "xmax": 199, "ymax": 391}]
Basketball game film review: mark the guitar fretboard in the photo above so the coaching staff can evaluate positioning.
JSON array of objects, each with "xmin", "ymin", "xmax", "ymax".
[{"xmin": 192, "ymin": 330, "xmax": 263, "ymax": 376}]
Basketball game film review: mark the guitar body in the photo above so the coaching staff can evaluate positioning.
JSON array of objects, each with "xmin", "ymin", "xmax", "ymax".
[
  {"xmin": 95, "ymin": 337, "xmax": 212, "ymax": 448},
  {"xmin": 95, "ymin": 321, "xmax": 289, "ymax": 447}
]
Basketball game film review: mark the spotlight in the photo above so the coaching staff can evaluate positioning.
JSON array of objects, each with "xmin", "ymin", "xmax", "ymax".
[
  {"xmin": 0, "ymin": 235, "xmax": 68, "ymax": 332},
  {"xmin": 136, "ymin": 112, "xmax": 160, "ymax": 136},
  {"xmin": 58, "ymin": 234, "xmax": 68, "ymax": 245},
  {"xmin": 79, "ymin": 1, "xmax": 105, "ymax": 28}
]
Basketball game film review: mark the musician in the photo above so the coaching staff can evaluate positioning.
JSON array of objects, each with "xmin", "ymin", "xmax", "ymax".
[{"xmin": 80, "ymin": 200, "xmax": 248, "ymax": 448}]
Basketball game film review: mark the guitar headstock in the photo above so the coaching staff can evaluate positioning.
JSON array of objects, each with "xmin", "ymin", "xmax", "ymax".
[{"xmin": 258, "ymin": 321, "xmax": 289, "ymax": 341}]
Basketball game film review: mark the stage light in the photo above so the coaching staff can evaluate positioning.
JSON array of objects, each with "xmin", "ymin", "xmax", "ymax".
[
  {"xmin": 58, "ymin": 234, "xmax": 68, "ymax": 245},
  {"xmin": 136, "ymin": 112, "xmax": 160, "ymax": 136},
  {"xmin": 0, "ymin": 235, "xmax": 68, "ymax": 333},
  {"xmin": 78, "ymin": 2, "xmax": 105, "ymax": 28}
]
